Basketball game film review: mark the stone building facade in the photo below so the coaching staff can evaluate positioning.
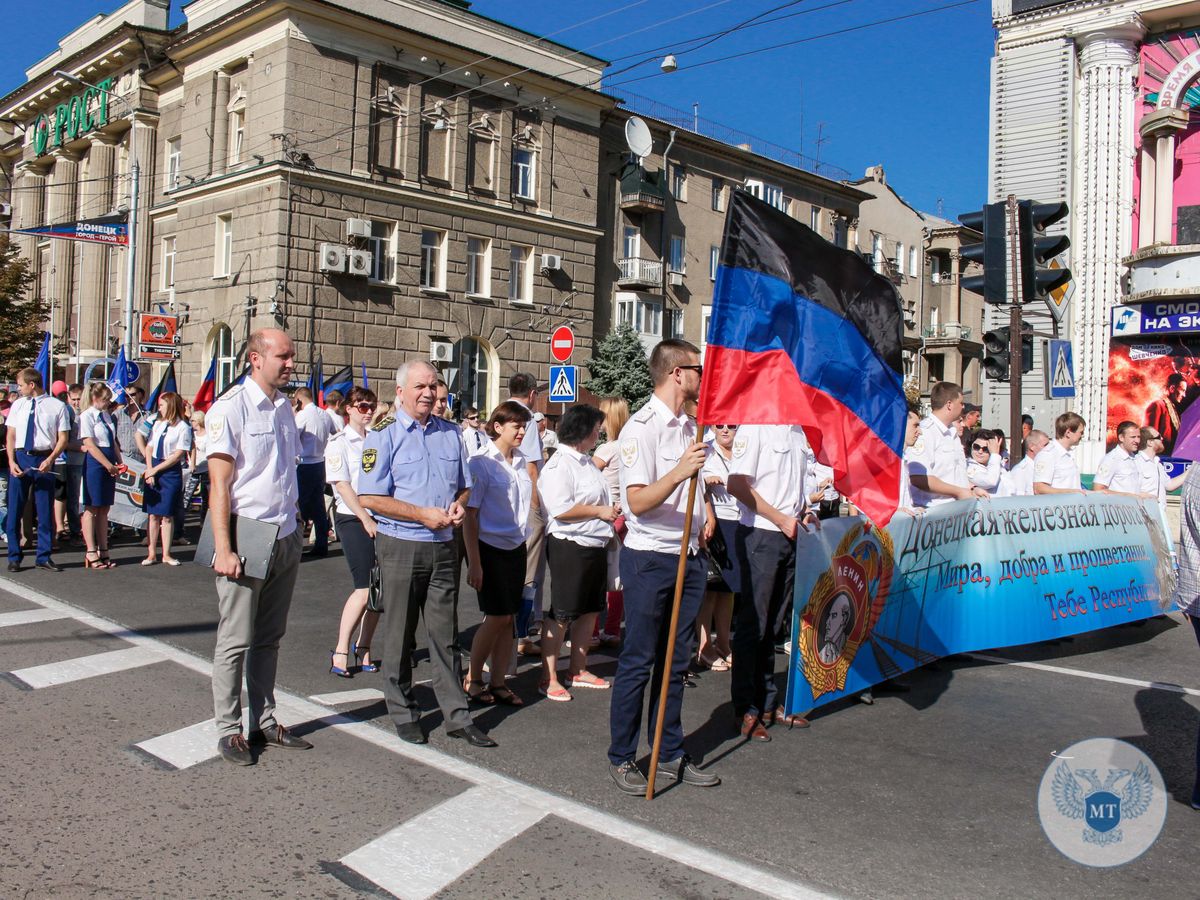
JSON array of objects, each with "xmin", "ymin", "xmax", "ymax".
[{"xmin": 0, "ymin": 0, "xmax": 613, "ymax": 415}]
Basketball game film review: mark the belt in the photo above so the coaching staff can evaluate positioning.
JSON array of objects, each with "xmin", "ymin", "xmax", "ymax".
[{"xmin": 23, "ymin": 450, "xmax": 51, "ymax": 457}]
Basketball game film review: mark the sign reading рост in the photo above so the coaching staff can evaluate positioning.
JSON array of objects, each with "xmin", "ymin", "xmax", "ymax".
[{"xmin": 31, "ymin": 77, "xmax": 113, "ymax": 157}]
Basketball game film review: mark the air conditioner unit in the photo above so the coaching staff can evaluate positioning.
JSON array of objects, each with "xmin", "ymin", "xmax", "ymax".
[
  {"xmin": 0, "ymin": 202, "xmax": 11, "ymax": 217},
  {"xmin": 346, "ymin": 218, "xmax": 371, "ymax": 240},
  {"xmin": 430, "ymin": 339, "xmax": 453, "ymax": 363},
  {"xmin": 669, "ymin": 271, "xmax": 684, "ymax": 287},
  {"xmin": 319, "ymin": 243, "xmax": 347, "ymax": 273},
  {"xmin": 540, "ymin": 253, "xmax": 562, "ymax": 271},
  {"xmin": 347, "ymin": 248, "xmax": 373, "ymax": 277}
]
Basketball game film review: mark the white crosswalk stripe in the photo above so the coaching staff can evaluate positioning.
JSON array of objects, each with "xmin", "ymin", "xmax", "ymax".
[
  {"xmin": 341, "ymin": 786, "xmax": 547, "ymax": 900},
  {"xmin": 7, "ymin": 646, "xmax": 163, "ymax": 689},
  {"xmin": 0, "ymin": 608, "xmax": 70, "ymax": 628}
]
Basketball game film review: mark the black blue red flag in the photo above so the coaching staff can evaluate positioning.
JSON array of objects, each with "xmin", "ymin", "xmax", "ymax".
[{"xmin": 699, "ymin": 190, "xmax": 907, "ymax": 525}]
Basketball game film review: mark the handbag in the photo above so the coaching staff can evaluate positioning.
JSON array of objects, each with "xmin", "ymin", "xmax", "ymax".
[
  {"xmin": 705, "ymin": 518, "xmax": 732, "ymax": 582},
  {"xmin": 366, "ymin": 564, "xmax": 384, "ymax": 613}
]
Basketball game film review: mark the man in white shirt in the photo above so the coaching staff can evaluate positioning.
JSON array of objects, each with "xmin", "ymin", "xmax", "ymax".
[
  {"xmin": 508, "ymin": 373, "xmax": 546, "ymax": 653},
  {"xmin": 536, "ymin": 412, "xmax": 559, "ymax": 459},
  {"xmin": 1034, "ymin": 412, "xmax": 1086, "ymax": 494},
  {"xmin": 609, "ymin": 339, "xmax": 718, "ymax": 795},
  {"xmin": 461, "ymin": 405, "xmax": 488, "ymax": 455},
  {"xmin": 1094, "ymin": 420, "xmax": 1152, "ymax": 499},
  {"xmin": 5, "ymin": 367, "xmax": 69, "ymax": 571},
  {"xmin": 1004, "ymin": 430, "xmax": 1049, "ymax": 496},
  {"xmin": 728, "ymin": 424, "xmax": 819, "ymax": 737},
  {"xmin": 293, "ymin": 387, "xmax": 334, "ymax": 556},
  {"xmin": 207, "ymin": 329, "xmax": 308, "ymax": 765},
  {"xmin": 323, "ymin": 390, "xmax": 346, "ymax": 434},
  {"xmin": 906, "ymin": 381, "xmax": 989, "ymax": 507}
]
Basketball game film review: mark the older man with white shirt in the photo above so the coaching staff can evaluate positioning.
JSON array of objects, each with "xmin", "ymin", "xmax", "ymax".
[{"xmin": 1002, "ymin": 429, "xmax": 1049, "ymax": 496}]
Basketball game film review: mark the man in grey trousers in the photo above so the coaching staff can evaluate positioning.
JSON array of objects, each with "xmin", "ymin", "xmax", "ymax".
[{"xmin": 206, "ymin": 328, "xmax": 310, "ymax": 766}]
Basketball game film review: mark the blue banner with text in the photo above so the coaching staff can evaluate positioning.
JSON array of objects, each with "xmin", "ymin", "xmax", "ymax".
[{"xmin": 784, "ymin": 495, "xmax": 1175, "ymax": 715}]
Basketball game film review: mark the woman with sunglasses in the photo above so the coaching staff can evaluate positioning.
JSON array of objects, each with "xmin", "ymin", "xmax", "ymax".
[
  {"xmin": 696, "ymin": 423, "xmax": 742, "ymax": 671},
  {"xmin": 965, "ymin": 429, "xmax": 1004, "ymax": 495},
  {"xmin": 326, "ymin": 387, "xmax": 382, "ymax": 677}
]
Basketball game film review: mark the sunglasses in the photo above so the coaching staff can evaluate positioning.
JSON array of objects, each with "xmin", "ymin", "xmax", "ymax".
[
  {"xmin": 678, "ymin": 365, "xmax": 704, "ymax": 375},
  {"xmin": 714, "ymin": 424, "xmax": 736, "ymax": 430},
  {"xmin": 352, "ymin": 403, "xmax": 377, "ymax": 414},
  {"xmin": 971, "ymin": 443, "xmax": 988, "ymax": 452},
  {"xmin": 466, "ymin": 415, "xmax": 479, "ymax": 421},
  {"xmin": 1146, "ymin": 433, "xmax": 1161, "ymax": 441}
]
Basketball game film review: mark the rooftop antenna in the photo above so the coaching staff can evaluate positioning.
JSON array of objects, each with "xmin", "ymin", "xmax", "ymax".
[{"xmin": 624, "ymin": 116, "xmax": 653, "ymax": 167}]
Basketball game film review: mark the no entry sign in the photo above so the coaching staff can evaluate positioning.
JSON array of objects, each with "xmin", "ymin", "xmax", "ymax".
[{"xmin": 551, "ymin": 325, "xmax": 574, "ymax": 363}]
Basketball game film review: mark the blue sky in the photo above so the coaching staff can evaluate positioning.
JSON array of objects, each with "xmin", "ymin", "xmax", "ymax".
[{"xmin": 0, "ymin": 0, "xmax": 995, "ymax": 217}]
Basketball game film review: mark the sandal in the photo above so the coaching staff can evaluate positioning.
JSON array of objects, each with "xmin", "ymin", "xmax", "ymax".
[
  {"xmin": 699, "ymin": 651, "xmax": 730, "ymax": 672},
  {"xmin": 538, "ymin": 680, "xmax": 572, "ymax": 702},
  {"xmin": 330, "ymin": 650, "xmax": 353, "ymax": 678},
  {"xmin": 99, "ymin": 553, "xmax": 116, "ymax": 569},
  {"xmin": 83, "ymin": 550, "xmax": 103, "ymax": 570},
  {"xmin": 353, "ymin": 643, "xmax": 379, "ymax": 673},
  {"xmin": 463, "ymin": 678, "xmax": 495, "ymax": 705},
  {"xmin": 488, "ymin": 685, "xmax": 524, "ymax": 707},
  {"xmin": 568, "ymin": 671, "xmax": 610, "ymax": 690}
]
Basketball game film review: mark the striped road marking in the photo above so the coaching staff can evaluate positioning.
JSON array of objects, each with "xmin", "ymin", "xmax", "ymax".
[
  {"xmin": 0, "ymin": 576, "xmax": 832, "ymax": 900},
  {"xmin": 0, "ymin": 608, "xmax": 71, "ymax": 629},
  {"xmin": 309, "ymin": 687, "xmax": 386, "ymax": 705},
  {"xmin": 7, "ymin": 646, "xmax": 163, "ymax": 689},
  {"xmin": 340, "ymin": 786, "xmax": 546, "ymax": 900},
  {"xmin": 967, "ymin": 652, "xmax": 1200, "ymax": 698}
]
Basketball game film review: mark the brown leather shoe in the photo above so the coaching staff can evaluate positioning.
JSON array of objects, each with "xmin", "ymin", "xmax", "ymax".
[
  {"xmin": 768, "ymin": 706, "xmax": 810, "ymax": 729},
  {"xmin": 738, "ymin": 712, "xmax": 771, "ymax": 742}
]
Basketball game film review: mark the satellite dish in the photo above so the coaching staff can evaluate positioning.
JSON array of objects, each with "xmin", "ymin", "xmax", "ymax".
[{"xmin": 625, "ymin": 117, "xmax": 653, "ymax": 161}]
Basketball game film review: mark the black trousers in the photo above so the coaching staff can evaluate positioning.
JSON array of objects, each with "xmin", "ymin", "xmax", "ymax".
[{"xmin": 731, "ymin": 526, "xmax": 795, "ymax": 719}]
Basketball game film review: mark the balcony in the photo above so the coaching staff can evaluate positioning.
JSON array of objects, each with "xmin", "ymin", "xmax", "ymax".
[
  {"xmin": 922, "ymin": 322, "xmax": 974, "ymax": 346},
  {"xmin": 617, "ymin": 257, "xmax": 663, "ymax": 290},
  {"xmin": 1122, "ymin": 243, "xmax": 1200, "ymax": 303},
  {"xmin": 619, "ymin": 167, "xmax": 665, "ymax": 214}
]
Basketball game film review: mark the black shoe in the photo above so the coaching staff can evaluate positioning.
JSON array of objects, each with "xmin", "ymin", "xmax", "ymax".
[
  {"xmin": 303, "ymin": 547, "xmax": 328, "ymax": 558},
  {"xmin": 657, "ymin": 755, "xmax": 721, "ymax": 787},
  {"xmin": 218, "ymin": 734, "xmax": 254, "ymax": 766},
  {"xmin": 248, "ymin": 723, "xmax": 312, "ymax": 750},
  {"xmin": 7, "ymin": 562, "xmax": 19, "ymax": 572},
  {"xmin": 35, "ymin": 560, "xmax": 63, "ymax": 572},
  {"xmin": 446, "ymin": 724, "xmax": 497, "ymax": 747},
  {"xmin": 609, "ymin": 760, "xmax": 647, "ymax": 795},
  {"xmin": 396, "ymin": 722, "xmax": 427, "ymax": 744}
]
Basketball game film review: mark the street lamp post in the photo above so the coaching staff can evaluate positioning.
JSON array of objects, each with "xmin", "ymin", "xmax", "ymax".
[{"xmin": 53, "ymin": 71, "xmax": 139, "ymax": 359}]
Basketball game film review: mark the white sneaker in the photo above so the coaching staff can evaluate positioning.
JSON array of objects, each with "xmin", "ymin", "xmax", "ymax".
[{"xmin": 783, "ymin": 640, "xmax": 792, "ymax": 655}]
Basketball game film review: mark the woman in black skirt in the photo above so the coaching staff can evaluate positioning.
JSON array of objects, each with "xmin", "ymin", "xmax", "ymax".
[
  {"xmin": 325, "ymin": 386, "xmax": 380, "ymax": 677},
  {"xmin": 463, "ymin": 401, "xmax": 534, "ymax": 706},
  {"xmin": 537, "ymin": 404, "xmax": 619, "ymax": 702}
]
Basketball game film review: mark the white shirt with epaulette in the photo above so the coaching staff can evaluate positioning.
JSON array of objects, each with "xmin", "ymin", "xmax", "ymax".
[
  {"xmin": 617, "ymin": 394, "xmax": 705, "ymax": 554},
  {"xmin": 1094, "ymin": 446, "xmax": 1140, "ymax": 494},
  {"xmin": 1033, "ymin": 439, "xmax": 1080, "ymax": 490},
  {"xmin": 728, "ymin": 424, "xmax": 810, "ymax": 531},
  {"xmin": 905, "ymin": 415, "xmax": 967, "ymax": 508},
  {"xmin": 205, "ymin": 379, "xmax": 301, "ymax": 538}
]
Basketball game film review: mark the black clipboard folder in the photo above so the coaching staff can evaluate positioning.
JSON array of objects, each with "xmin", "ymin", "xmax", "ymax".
[{"xmin": 195, "ymin": 514, "xmax": 281, "ymax": 580}]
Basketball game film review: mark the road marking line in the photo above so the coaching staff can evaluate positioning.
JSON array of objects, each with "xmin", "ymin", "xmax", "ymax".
[
  {"xmin": 341, "ymin": 786, "xmax": 546, "ymax": 900},
  {"xmin": 967, "ymin": 653, "xmax": 1200, "ymax": 698},
  {"xmin": 0, "ymin": 576, "xmax": 832, "ymax": 900},
  {"xmin": 7, "ymin": 646, "xmax": 163, "ymax": 689},
  {"xmin": 310, "ymin": 687, "xmax": 387, "ymax": 705},
  {"xmin": 136, "ymin": 719, "xmax": 220, "ymax": 770},
  {"xmin": 0, "ymin": 608, "xmax": 70, "ymax": 628}
]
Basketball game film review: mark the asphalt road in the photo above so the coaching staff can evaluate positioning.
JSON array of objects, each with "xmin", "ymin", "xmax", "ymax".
[{"xmin": 2, "ymin": 524, "xmax": 1199, "ymax": 899}]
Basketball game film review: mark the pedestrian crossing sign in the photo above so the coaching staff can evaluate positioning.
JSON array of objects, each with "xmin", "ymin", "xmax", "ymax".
[
  {"xmin": 1046, "ymin": 339, "xmax": 1075, "ymax": 399},
  {"xmin": 549, "ymin": 365, "xmax": 577, "ymax": 403}
]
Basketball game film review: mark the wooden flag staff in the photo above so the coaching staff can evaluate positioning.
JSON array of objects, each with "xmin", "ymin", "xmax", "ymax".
[{"xmin": 644, "ymin": 468, "xmax": 701, "ymax": 800}]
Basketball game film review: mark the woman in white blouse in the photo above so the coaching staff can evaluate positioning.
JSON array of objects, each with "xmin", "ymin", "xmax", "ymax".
[
  {"xmin": 326, "ymin": 387, "xmax": 382, "ymax": 677},
  {"xmin": 697, "ymin": 423, "xmax": 741, "ymax": 671},
  {"xmin": 79, "ymin": 382, "xmax": 123, "ymax": 569},
  {"xmin": 966, "ymin": 430, "xmax": 1004, "ymax": 496},
  {"xmin": 463, "ymin": 401, "xmax": 534, "ymax": 706},
  {"xmin": 537, "ymin": 404, "xmax": 619, "ymax": 702},
  {"xmin": 141, "ymin": 391, "xmax": 192, "ymax": 566}
]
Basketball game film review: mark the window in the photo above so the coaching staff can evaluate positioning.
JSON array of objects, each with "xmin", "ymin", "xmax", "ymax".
[
  {"xmin": 469, "ymin": 132, "xmax": 496, "ymax": 191},
  {"xmin": 509, "ymin": 245, "xmax": 532, "ymax": 303},
  {"xmin": 810, "ymin": 205, "xmax": 820, "ymax": 232},
  {"xmin": 466, "ymin": 237, "xmax": 491, "ymax": 296},
  {"xmin": 215, "ymin": 215, "xmax": 232, "ymax": 277},
  {"xmin": 618, "ymin": 296, "xmax": 662, "ymax": 336},
  {"xmin": 710, "ymin": 245, "xmax": 720, "ymax": 281},
  {"xmin": 449, "ymin": 336, "xmax": 495, "ymax": 412},
  {"xmin": 665, "ymin": 307, "xmax": 684, "ymax": 340},
  {"xmin": 212, "ymin": 324, "xmax": 236, "ymax": 393},
  {"xmin": 512, "ymin": 147, "xmax": 535, "ymax": 200},
  {"xmin": 762, "ymin": 184, "xmax": 785, "ymax": 211},
  {"xmin": 909, "ymin": 246, "xmax": 919, "ymax": 278},
  {"xmin": 871, "ymin": 234, "xmax": 883, "ymax": 274},
  {"xmin": 701, "ymin": 306, "xmax": 713, "ymax": 359},
  {"xmin": 420, "ymin": 229, "xmax": 445, "ymax": 290},
  {"xmin": 670, "ymin": 164, "xmax": 686, "ymax": 201},
  {"xmin": 368, "ymin": 221, "xmax": 395, "ymax": 283},
  {"xmin": 711, "ymin": 178, "xmax": 724, "ymax": 211},
  {"xmin": 622, "ymin": 226, "xmax": 641, "ymax": 259},
  {"xmin": 421, "ymin": 110, "xmax": 451, "ymax": 181},
  {"xmin": 165, "ymin": 138, "xmax": 181, "ymax": 191},
  {"xmin": 161, "ymin": 236, "xmax": 176, "ymax": 291},
  {"xmin": 669, "ymin": 236, "xmax": 685, "ymax": 274},
  {"xmin": 228, "ymin": 106, "xmax": 245, "ymax": 167},
  {"xmin": 895, "ymin": 242, "xmax": 905, "ymax": 276},
  {"xmin": 834, "ymin": 218, "xmax": 848, "ymax": 249},
  {"xmin": 744, "ymin": 179, "xmax": 763, "ymax": 199},
  {"xmin": 374, "ymin": 99, "xmax": 405, "ymax": 170}
]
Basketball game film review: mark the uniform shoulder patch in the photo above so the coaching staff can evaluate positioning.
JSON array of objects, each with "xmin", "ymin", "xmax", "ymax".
[
  {"xmin": 370, "ymin": 415, "xmax": 395, "ymax": 432},
  {"xmin": 220, "ymin": 385, "xmax": 245, "ymax": 400},
  {"xmin": 911, "ymin": 435, "xmax": 926, "ymax": 455},
  {"xmin": 732, "ymin": 435, "xmax": 749, "ymax": 458},
  {"xmin": 327, "ymin": 454, "xmax": 344, "ymax": 473},
  {"xmin": 620, "ymin": 439, "xmax": 639, "ymax": 467},
  {"xmin": 206, "ymin": 413, "xmax": 226, "ymax": 441},
  {"xmin": 361, "ymin": 448, "xmax": 378, "ymax": 473},
  {"xmin": 631, "ymin": 405, "xmax": 655, "ymax": 424}
]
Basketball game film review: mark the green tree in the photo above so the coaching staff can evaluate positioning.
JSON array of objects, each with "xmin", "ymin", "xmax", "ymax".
[
  {"xmin": 0, "ymin": 238, "xmax": 47, "ymax": 379},
  {"xmin": 584, "ymin": 324, "xmax": 652, "ymax": 410}
]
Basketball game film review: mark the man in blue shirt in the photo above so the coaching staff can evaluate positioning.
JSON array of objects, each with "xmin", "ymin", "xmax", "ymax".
[{"xmin": 359, "ymin": 360, "xmax": 496, "ymax": 747}]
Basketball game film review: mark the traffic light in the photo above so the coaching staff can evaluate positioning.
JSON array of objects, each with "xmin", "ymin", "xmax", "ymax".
[
  {"xmin": 959, "ymin": 202, "xmax": 1007, "ymax": 305},
  {"xmin": 982, "ymin": 325, "xmax": 1034, "ymax": 382},
  {"xmin": 1018, "ymin": 200, "xmax": 1071, "ymax": 303}
]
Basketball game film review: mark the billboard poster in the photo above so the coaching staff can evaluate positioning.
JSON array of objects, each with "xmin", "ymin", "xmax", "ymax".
[
  {"xmin": 1106, "ymin": 340, "xmax": 1200, "ymax": 463},
  {"xmin": 137, "ymin": 313, "xmax": 180, "ymax": 361}
]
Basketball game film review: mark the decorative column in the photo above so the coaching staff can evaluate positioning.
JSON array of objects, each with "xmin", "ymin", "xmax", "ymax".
[
  {"xmin": 1071, "ymin": 18, "xmax": 1144, "ymax": 473},
  {"xmin": 46, "ymin": 149, "xmax": 80, "ymax": 352},
  {"xmin": 11, "ymin": 162, "xmax": 46, "ymax": 273},
  {"xmin": 213, "ymin": 71, "xmax": 230, "ymax": 176},
  {"xmin": 77, "ymin": 136, "xmax": 117, "ymax": 356}
]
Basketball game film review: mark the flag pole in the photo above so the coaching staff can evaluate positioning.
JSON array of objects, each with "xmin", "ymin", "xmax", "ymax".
[{"xmin": 644, "ymin": 468, "xmax": 701, "ymax": 800}]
